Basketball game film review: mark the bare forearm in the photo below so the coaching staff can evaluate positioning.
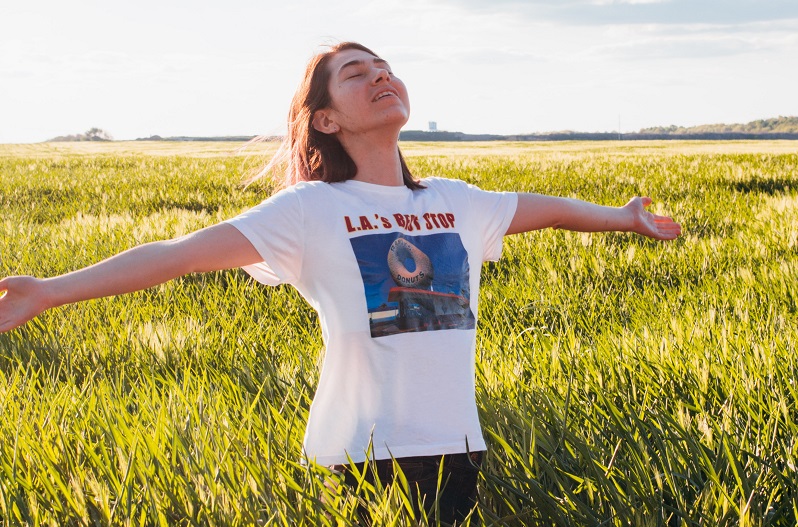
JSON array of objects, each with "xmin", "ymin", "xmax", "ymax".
[
  {"xmin": 507, "ymin": 194, "xmax": 633, "ymax": 235},
  {"xmin": 545, "ymin": 196, "xmax": 632, "ymax": 232},
  {"xmin": 43, "ymin": 239, "xmax": 193, "ymax": 309},
  {"xmin": 0, "ymin": 223, "xmax": 261, "ymax": 333},
  {"xmin": 507, "ymin": 193, "xmax": 681, "ymax": 240},
  {"xmin": 43, "ymin": 223, "xmax": 261, "ymax": 309}
]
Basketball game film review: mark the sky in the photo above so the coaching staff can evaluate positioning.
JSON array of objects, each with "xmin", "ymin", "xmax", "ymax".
[{"xmin": 1, "ymin": 0, "xmax": 797, "ymax": 143}]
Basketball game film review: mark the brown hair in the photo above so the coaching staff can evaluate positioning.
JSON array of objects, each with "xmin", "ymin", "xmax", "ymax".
[{"xmin": 250, "ymin": 42, "xmax": 423, "ymax": 190}]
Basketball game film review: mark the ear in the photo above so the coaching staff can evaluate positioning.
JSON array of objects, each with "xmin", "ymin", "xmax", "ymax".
[{"xmin": 312, "ymin": 110, "xmax": 340, "ymax": 135}]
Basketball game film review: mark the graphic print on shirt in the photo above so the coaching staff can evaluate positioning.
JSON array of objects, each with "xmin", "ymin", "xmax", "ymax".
[{"xmin": 350, "ymin": 232, "xmax": 475, "ymax": 338}]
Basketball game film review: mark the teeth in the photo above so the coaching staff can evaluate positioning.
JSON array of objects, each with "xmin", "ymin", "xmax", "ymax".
[{"xmin": 375, "ymin": 91, "xmax": 393, "ymax": 100}]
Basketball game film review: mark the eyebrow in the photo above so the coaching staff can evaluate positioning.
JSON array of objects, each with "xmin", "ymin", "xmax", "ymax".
[{"xmin": 338, "ymin": 57, "xmax": 390, "ymax": 75}]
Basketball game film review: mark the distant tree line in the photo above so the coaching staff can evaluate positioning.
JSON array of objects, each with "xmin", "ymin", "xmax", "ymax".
[
  {"xmin": 47, "ymin": 116, "xmax": 798, "ymax": 143},
  {"xmin": 399, "ymin": 129, "xmax": 798, "ymax": 142},
  {"xmin": 400, "ymin": 116, "xmax": 798, "ymax": 141},
  {"xmin": 135, "ymin": 135, "xmax": 262, "ymax": 142},
  {"xmin": 639, "ymin": 116, "xmax": 798, "ymax": 135},
  {"xmin": 49, "ymin": 128, "xmax": 113, "ymax": 142},
  {"xmin": 400, "ymin": 115, "xmax": 798, "ymax": 141}
]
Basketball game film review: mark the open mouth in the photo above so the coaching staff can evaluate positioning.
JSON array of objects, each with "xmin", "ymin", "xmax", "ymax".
[{"xmin": 373, "ymin": 91, "xmax": 396, "ymax": 102}]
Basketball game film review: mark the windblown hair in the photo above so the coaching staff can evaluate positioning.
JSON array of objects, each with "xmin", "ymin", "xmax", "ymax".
[{"xmin": 249, "ymin": 42, "xmax": 423, "ymax": 190}]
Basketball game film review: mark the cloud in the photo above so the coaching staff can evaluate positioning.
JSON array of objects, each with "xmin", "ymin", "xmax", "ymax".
[
  {"xmin": 410, "ymin": 0, "xmax": 798, "ymax": 65},
  {"xmin": 432, "ymin": 0, "xmax": 798, "ymax": 25},
  {"xmin": 591, "ymin": 35, "xmax": 750, "ymax": 61},
  {"xmin": 590, "ymin": 0, "xmax": 669, "ymax": 5},
  {"xmin": 444, "ymin": 47, "xmax": 550, "ymax": 65},
  {"xmin": 583, "ymin": 19, "xmax": 798, "ymax": 61},
  {"xmin": 587, "ymin": 20, "xmax": 798, "ymax": 62}
]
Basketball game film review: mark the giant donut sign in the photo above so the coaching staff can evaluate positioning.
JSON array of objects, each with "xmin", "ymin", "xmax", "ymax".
[{"xmin": 387, "ymin": 238, "xmax": 434, "ymax": 289}]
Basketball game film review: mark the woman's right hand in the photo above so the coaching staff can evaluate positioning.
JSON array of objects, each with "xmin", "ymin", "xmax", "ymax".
[{"xmin": 0, "ymin": 276, "xmax": 52, "ymax": 333}]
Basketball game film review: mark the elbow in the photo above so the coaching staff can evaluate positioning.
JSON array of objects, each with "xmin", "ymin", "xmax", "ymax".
[{"xmin": 156, "ymin": 237, "xmax": 202, "ymax": 277}]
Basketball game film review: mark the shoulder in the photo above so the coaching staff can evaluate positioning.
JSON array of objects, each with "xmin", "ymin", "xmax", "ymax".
[
  {"xmin": 262, "ymin": 180, "xmax": 333, "ymax": 206},
  {"xmin": 419, "ymin": 177, "xmax": 471, "ymax": 192},
  {"xmin": 420, "ymin": 177, "xmax": 499, "ymax": 201},
  {"xmin": 282, "ymin": 180, "xmax": 330, "ymax": 195}
]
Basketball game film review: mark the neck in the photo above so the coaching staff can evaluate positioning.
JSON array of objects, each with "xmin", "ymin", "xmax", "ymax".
[{"xmin": 338, "ymin": 130, "xmax": 403, "ymax": 186}]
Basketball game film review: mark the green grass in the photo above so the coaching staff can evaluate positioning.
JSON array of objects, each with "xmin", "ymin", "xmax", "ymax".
[{"xmin": 1, "ymin": 141, "xmax": 796, "ymax": 526}]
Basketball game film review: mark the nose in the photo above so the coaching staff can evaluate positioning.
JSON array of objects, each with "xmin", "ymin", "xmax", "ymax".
[{"xmin": 372, "ymin": 66, "xmax": 391, "ymax": 84}]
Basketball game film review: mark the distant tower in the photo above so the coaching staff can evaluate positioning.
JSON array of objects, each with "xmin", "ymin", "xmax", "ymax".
[{"xmin": 428, "ymin": 121, "xmax": 437, "ymax": 132}]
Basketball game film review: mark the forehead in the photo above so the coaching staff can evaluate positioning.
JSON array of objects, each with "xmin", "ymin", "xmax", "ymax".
[{"xmin": 327, "ymin": 48, "xmax": 385, "ymax": 75}]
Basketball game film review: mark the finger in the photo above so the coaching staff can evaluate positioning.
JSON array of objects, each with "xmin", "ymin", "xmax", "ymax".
[
  {"xmin": 655, "ymin": 224, "xmax": 681, "ymax": 234},
  {"xmin": 640, "ymin": 196, "xmax": 652, "ymax": 208},
  {"xmin": 656, "ymin": 220, "xmax": 681, "ymax": 230},
  {"xmin": 658, "ymin": 225, "xmax": 682, "ymax": 237},
  {"xmin": 653, "ymin": 225, "xmax": 680, "ymax": 238},
  {"xmin": 652, "ymin": 216, "xmax": 679, "ymax": 225},
  {"xmin": 658, "ymin": 229, "xmax": 681, "ymax": 238}
]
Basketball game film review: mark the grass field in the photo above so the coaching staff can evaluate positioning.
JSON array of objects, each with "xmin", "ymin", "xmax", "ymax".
[{"xmin": 1, "ymin": 140, "xmax": 796, "ymax": 526}]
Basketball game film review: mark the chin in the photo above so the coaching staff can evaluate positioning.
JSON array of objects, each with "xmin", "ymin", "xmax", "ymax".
[{"xmin": 384, "ymin": 108, "xmax": 410, "ymax": 129}]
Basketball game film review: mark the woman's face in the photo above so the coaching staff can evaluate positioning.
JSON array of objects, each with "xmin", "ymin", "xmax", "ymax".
[{"xmin": 319, "ymin": 48, "xmax": 410, "ymax": 136}]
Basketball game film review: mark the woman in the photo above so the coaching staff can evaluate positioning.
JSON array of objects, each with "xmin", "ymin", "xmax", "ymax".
[{"xmin": 0, "ymin": 42, "xmax": 681, "ymax": 523}]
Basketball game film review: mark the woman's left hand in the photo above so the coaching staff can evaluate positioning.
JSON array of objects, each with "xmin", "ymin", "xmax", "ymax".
[{"xmin": 624, "ymin": 197, "xmax": 682, "ymax": 240}]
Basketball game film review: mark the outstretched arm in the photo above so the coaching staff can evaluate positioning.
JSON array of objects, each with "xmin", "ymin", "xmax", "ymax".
[
  {"xmin": 506, "ymin": 194, "xmax": 681, "ymax": 240},
  {"xmin": 0, "ymin": 222, "xmax": 261, "ymax": 333}
]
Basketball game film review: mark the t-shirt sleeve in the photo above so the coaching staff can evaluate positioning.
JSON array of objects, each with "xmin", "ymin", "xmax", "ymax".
[
  {"xmin": 224, "ymin": 187, "xmax": 304, "ymax": 286},
  {"xmin": 466, "ymin": 183, "xmax": 518, "ymax": 262}
]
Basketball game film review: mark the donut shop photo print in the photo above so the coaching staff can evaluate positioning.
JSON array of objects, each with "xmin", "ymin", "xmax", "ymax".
[{"xmin": 349, "ymin": 231, "xmax": 475, "ymax": 338}]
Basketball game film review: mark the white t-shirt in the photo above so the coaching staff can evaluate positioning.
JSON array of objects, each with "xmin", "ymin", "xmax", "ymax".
[{"xmin": 226, "ymin": 177, "xmax": 518, "ymax": 466}]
